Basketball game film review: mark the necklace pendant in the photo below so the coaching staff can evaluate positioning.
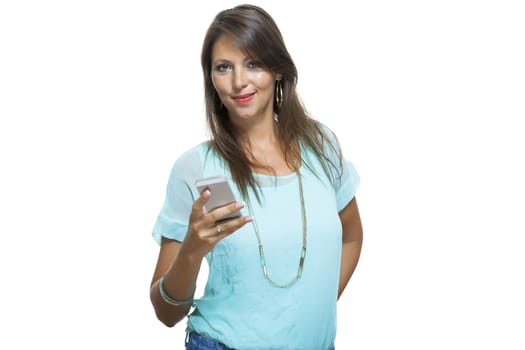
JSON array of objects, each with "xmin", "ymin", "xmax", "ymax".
[{"xmin": 299, "ymin": 247, "xmax": 306, "ymax": 268}]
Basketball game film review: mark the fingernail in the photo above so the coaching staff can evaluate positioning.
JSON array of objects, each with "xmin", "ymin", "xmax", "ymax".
[
  {"xmin": 236, "ymin": 201, "xmax": 245, "ymax": 209},
  {"xmin": 245, "ymin": 215, "xmax": 254, "ymax": 222}
]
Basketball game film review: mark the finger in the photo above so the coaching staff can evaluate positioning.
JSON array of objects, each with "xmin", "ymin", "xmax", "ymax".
[
  {"xmin": 190, "ymin": 189, "xmax": 211, "ymax": 220},
  {"xmin": 204, "ymin": 201, "xmax": 245, "ymax": 225},
  {"xmin": 208, "ymin": 214, "xmax": 254, "ymax": 239}
]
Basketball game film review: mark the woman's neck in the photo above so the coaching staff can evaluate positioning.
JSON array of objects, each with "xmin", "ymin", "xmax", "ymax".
[
  {"xmin": 236, "ymin": 118, "xmax": 300, "ymax": 175},
  {"xmin": 234, "ymin": 114, "xmax": 279, "ymax": 151}
]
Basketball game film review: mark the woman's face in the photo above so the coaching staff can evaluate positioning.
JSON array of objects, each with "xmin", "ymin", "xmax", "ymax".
[{"xmin": 211, "ymin": 34, "xmax": 279, "ymax": 125}]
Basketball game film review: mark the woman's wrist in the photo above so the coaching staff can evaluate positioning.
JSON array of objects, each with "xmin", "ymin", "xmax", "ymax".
[
  {"xmin": 159, "ymin": 272, "xmax": 195, "ymax": 305},
  {"xmin": 159, "ymin": 244, "xmax": 202, "ymax": 305}
]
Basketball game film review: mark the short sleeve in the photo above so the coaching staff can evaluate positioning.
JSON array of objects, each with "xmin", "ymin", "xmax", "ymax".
[
  {"xmin": 335, "ymin": 159, "xmax": 360, "ymax": 211},
  {"xmin": 321, "ymin": 125, "xmax": 361, "ymax": 211},
  {"xmin": 151, "ymin": 147, "xmax": 203, "ymax": 244}
]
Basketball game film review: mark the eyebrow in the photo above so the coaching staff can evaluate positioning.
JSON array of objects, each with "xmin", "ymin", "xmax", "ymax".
[
  {"xmin": 212, "ymin": 59, "xmax": 231, "ymax": 64},
  {"xmin": 212, "ymin": 56, "xmax": 253, "ymax": 65}
]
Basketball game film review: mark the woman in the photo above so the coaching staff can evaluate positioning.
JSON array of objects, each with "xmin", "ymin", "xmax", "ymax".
[{"xmin": 150, "ymin": 4, "xmax": 363, "ymax": 349}]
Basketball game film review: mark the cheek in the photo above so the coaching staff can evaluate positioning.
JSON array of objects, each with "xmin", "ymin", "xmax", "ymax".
[
  {"xmin": 211, "ymin": 74, "xmax": 228, "ymax": 95},
  {"xmin": 250, "ymin": 71, "xmax": 274, "ymax": 90}
]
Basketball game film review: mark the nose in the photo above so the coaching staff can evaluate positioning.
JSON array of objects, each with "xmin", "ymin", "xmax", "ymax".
[{"xmin": 232, "ymin": 67, "xmax": 248, "ymax": 90}]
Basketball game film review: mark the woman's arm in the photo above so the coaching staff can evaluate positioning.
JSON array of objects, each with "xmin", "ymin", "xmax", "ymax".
[
  {"xmin": 150, "ymin": 191, "xmax": 252, "ymax": 327},
  {"xmin": 338, "ymin": 197, "xmax": 363, "ymax": 299},
  {"xmin": 150, "ymin": 238, "xmax": 201, "ymax": 327}
]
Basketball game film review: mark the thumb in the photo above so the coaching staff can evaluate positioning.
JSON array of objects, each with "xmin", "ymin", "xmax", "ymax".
[{"xmin": 191, "ymin": 189, "xmax": 211, "ymax": 219}]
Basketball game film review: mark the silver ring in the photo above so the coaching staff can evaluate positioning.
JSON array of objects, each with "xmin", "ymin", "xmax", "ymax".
[{"xmin": 216, "ymin": 225, "xmax": 223, "ymax": 234}]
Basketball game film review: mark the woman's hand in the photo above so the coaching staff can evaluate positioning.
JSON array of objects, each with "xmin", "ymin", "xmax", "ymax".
[{"xmin": 181, "ymin": 189, "xmax": 253, "ymax": 259}]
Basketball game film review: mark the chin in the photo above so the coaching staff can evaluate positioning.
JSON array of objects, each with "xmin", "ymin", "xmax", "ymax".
[{"xmin": 229, "ymin": 109, "xmax": 257, "ymax": 121}]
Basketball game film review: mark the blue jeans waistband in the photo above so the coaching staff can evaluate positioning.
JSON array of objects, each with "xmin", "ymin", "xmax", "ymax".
[
  {"xmin": 185, "ymin": 332, "xmax": 233, "ymax": 350},
  {"xmin": 185, "ymin": 331, "xmax": 335, "ymax": 350}
]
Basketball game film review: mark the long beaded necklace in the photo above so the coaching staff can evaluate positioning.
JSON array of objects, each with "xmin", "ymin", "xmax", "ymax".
[{"xmin": 245, "ymin": 163, "xmax": 307, "ymax": 288}]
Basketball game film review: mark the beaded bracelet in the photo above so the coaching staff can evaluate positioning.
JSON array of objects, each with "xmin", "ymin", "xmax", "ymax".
[{"xmin": 159, "ymin": 272, "xmax": 195, "ymax": 306}]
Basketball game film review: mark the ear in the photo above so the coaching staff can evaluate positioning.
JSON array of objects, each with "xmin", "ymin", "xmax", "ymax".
[{"xmin": 275, "ymin": 73, "xmax": 283, "ymax": 81}]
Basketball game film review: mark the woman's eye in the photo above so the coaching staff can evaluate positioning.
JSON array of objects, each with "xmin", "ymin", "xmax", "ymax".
[
  {"xmin": 215, "ymin": 64, "xmax": 231, "ymax": 72},
  {"xmin": 247, "ymin": 61, "xmax": 260, "ymax": 69}
]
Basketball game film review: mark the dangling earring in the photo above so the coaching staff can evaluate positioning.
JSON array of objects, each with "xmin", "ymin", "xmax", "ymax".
[{"xmin": 275, "ymin": 80, "xmax": 283, "ymax": 109}]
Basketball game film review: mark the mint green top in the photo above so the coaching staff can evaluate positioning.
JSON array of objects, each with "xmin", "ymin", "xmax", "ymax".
[{"xmin": 152, "ymin": 128, "xmax": 360, "ymax": 349}]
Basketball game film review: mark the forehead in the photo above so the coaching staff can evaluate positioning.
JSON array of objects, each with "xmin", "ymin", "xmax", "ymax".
[{"xmin": 211, "ymin": 34, "xmax": 249, "ymax": 62}]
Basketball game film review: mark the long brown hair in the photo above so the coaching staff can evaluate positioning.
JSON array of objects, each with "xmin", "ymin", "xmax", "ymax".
[{"xmin": 201, "ymin": 4, "xmax": 342, "ymax": 200}]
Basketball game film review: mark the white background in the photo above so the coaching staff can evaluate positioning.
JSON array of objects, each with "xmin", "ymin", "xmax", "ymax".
[{"xmin": 1, "ymin": 0, "xmax": 524, "ymax": 349}]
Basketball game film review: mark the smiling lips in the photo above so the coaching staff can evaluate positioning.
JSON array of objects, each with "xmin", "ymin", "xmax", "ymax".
[{"xmin": 232, "ymin": 92, "xmax": 255, "ymax": 104}]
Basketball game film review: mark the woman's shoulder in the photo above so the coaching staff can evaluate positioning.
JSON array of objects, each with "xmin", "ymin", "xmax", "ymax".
[
  {"xmin": 307, "ymin": 121, "xmax": 341, "ymax": 157},
  {"xmin": 317, "ymin": 122, "xmax": 339, "ymax": 143},
  {"xmin": 169, "ymin": 141, "xmax": 211, "ymax": 177},
  {"xmin": 175, "ymin": 141, "xmax": 211, "ymax": 164},
  {"xmin": 170, "ymin": 141, "xmax": 225, "ymax": 179}
]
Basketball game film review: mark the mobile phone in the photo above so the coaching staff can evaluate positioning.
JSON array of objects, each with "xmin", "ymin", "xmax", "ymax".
[{"xmin": 195, "ymin": 175, "xmax": 241, "ymax": 221}]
